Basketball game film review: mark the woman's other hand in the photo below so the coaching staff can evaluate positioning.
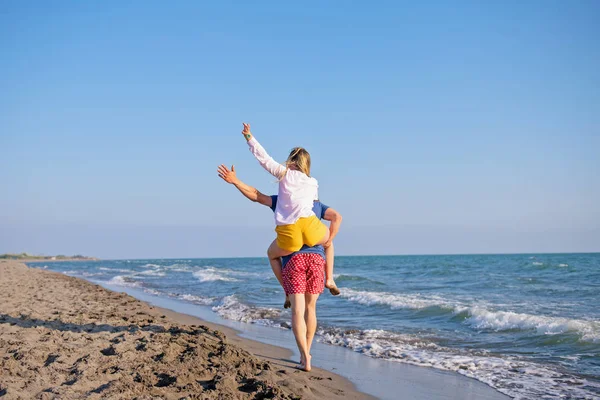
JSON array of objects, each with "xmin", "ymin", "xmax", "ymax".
[{"xmin": 218, "ymin": 164, "xmax": 238, "ymax": 184}]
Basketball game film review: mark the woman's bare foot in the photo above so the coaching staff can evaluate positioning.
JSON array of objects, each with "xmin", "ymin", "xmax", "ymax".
[
  {"xmin": 283, "ymin": 295, "xmax": 291, "ymax": 309},
  {"xmin": 325, "ymin": 280, "xmax": 340, "ymax": 296}
]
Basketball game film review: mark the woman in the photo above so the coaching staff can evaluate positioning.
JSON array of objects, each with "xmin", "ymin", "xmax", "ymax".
[{"xmin": 217, "ymin": 163, "xmax": 342, "ymax": 371}]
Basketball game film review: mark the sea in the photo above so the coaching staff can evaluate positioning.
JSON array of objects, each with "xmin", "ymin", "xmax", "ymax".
[{"xmin": 36, "ymin": 253, "xmax": 600, "ymax": 399}]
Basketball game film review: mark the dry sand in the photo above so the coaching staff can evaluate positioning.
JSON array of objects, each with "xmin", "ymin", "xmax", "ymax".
[{"xmin": 0, "ymin": 260, "xmax": 372, "ymax": 399}]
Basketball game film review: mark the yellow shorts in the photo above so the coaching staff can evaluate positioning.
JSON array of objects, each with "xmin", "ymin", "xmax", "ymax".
[{"xmin": 275, "ymin": 216, "xmax": 328, "ymax": 252}]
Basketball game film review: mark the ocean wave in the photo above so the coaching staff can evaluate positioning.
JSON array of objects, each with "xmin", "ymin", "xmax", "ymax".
[
  {"xmin": 317, "ymin": 327, "xmax": 600, "ymax": 399},
  {"xmin": 153, "ymin": 290, "xmax": 215, "ymax": 305},
  {"xmin": 62, "ymin": 270, "xmax": 106, "ymax": 278},
  {"xmin": 141, "ymin": 263, "xmax": 161, "ymax": 269},
  {"xmin": 138, "ymin": 269, "xmax": 166, "ymax": 277},
  {"xmin": 139, "ymin": 286, "xmax": 215, "ymax": 305},
  {"xmin": 81, "ymin": 272, "xmax": 106, "ymax": 277},
  {"xmin": 212, "ymin": 295, "xmax": 285, "ymax": 327},
  {"xmin": 171, "ymin": 267, "xmax": 192, "ymax": 272},
  {"xmin": 107, "ymin": 275, "xmax": 142, "ymax": 288},
  {"xmin": 340, "ymin": 289, "xmax": 600, "ymax": 343},
  {"xmin": 180, "ymin": 293, "xmax": 215, "ymax": 305},
  {"xmin": 463, "ymin": 307, "xmax": 600, "ymax": 341},
  {"xmin": 531, "ymin": 261, "xmax": 571, "ymax": 269},
  {"xmin": 98, "ymin": 267, "xmax": 135, "ymax": 273},
  {"xmin": 340, "ymin": 288, "xmax": 451, "ymax": 310},
  {"xmin": 164, "ymin": 263, "xmax": 192, "ymax": 272},
  {"xmin": 193, "ymin": 267, "xmax": 239, "ymax": 282}
]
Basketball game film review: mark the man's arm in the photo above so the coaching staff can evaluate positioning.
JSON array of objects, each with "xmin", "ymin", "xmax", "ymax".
[
  {"xmin": 217, "ymin": 164, "xmax": 273, "ymax": 208},
  {"xmin": 323, "ymin": 207, "xmax": 342, "ymax": 247}
]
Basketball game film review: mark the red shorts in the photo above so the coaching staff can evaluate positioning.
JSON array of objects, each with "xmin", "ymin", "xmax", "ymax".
[{"xmin": 282, "ymin": 253, "xmax": 325, "ymax": 295}]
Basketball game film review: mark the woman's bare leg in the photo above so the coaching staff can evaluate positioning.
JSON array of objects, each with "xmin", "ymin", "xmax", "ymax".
[
  {"xmin": 323, "ymin": 243, "xmax": 340, "ymax": 295},
  {"xmin": 315, "ymin": 231, "xmax": 340, "ymax": 296},
  {"xmin": 267, "ymin": 240, "xmax": 293, "ymax": 308},
  {"xmin": 289, "ymin": 293, "xmax": 311, "ymax": 371}
]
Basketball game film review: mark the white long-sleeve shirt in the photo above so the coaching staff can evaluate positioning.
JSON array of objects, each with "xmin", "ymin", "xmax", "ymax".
[{"xmin": 247, "ymin": 137, "xmax": 318, "ymax": 226}]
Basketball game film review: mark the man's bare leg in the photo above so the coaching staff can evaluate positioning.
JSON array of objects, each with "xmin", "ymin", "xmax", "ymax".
[
  {"xmin": 304, "ymin": 293, "xmax": 319, "ymax": 360},
  {"xmin": 289, "ymin": 294, "xmax": 311, "ymax": 371}
]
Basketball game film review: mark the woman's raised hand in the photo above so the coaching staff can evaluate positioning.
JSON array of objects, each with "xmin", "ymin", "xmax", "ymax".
[{"xmin": 242, "ymin": 123, "xmax": 252, "ymax": 141}]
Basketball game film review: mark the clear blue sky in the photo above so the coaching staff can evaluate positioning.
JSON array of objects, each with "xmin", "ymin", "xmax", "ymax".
[{"xmin": 1, "ymin": 1, "xmax": 598, "ymax": 258}]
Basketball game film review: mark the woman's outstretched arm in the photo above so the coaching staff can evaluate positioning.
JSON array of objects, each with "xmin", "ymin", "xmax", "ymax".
[
  {"xmin": 242, "ymin": 123, "xmax": 286, "ymax": 179},
  {"xmin": 217, "ymin": 164, "xmax": 273, "ymax": 208}
]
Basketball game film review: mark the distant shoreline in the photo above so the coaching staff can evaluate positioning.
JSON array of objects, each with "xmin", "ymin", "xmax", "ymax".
[
  {"xmin": 20, "ymin": 258, "xmax": 100, "ymax": 262},
  {"xmin": 0, "ymin": 254, "xmax": 98, "ymax": 262}
]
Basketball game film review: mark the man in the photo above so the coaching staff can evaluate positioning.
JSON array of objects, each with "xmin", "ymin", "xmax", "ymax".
[{"xmin": 217, "ymin": 164, "xmax": 342, "ymax": 371}]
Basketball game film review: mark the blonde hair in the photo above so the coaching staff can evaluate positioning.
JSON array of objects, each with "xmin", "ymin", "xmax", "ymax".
[{"xmin": 285, "ymin": 147, "xmax": 311, "ymax": 177}]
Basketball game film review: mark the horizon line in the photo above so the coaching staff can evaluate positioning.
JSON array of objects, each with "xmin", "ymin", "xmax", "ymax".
[{"xmin": 26, "ymin": 250, "xmax": 598, "ymax": 262}]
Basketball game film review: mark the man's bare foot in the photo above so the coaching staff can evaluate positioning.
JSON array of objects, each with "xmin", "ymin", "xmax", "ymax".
[
  {"xmin": 325, "ymin": 281, "xmax": 341, "ymax": 296},
  {"xmin": 283, "ymin": 296, "xmax": 291, "ymax": 309},
  {"xmin": 302, "ymin": 355, "xmax": 312, "ymax": 372},
  {"xmin": 298, "ymin": 354, "xmax": 312, "ymax": 372}
]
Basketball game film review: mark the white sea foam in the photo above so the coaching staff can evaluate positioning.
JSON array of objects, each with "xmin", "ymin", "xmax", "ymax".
[
  {"xmin": 212, "ymin": 296, "xmax": 283, "ymax": 327},
  {"xmin": 141, "ymin": 263, "xmax": 161, "ymax": 269},
  {"xmin": 139, "ymin": 269, "xmax": 166, "ymax": 277},
  {"xmin": 98, "ymin": 267, "xmax": 134, "ymax": 273},
  {"xmin": 464, "ymin": 307, "xmax": 600, "ymax": 341},
  {"xmin": 62, "ymin": 270, "xmax": 104, "ymax": 277},
  {"xmin": 171, "ymin": 267, "xmax": 192, "ymax": 272},
  {"xmin": 180, "ymin": 293, "xmax": 215, "ymax": 305},
  {"xmin": 532, "ymin": 262, "xmax": 544, "ymax": 266},
  {"xmin": 164, "ymin": 263, "xmax": 192, "ymax": 272},
  {"xmin": 559, "ymin": 263, "xmax": 569, "ymax": 267},
  {"xmin": 317, "ymin": 327, "xmax": 600, "ymax": 399},
  {"xmin": 340, "ymin": 288, "xmax": 451, "ymax": 310},
  {"xmin": 81, "ymin": 272, "xmax": 105, "ymax": 277},
  {"xmin": 341, "ymin": 289, "xmax": 600, "ymax": 343},
  {"xmin": 193, "ymin": 267, "xmax": 239, "ymax": 282},
  {"xmin": 107, "ymin": 275, "xmax": 141, "ymax": 288},
  {"xmin": 143, "ymin": 288, "xmax": 163, "ymax": 296}
]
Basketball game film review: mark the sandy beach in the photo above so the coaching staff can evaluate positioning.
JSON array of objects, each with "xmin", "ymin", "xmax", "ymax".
[{"xmin": 0, "ymin": 260, "xmax": 370, "ymax": 399}]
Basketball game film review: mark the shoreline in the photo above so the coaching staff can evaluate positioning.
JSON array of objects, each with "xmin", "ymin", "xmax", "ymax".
[
  {"xmin": 107, "ymin": 281, "xmax": 510, "ymax": 400},
  {"xmin": 2, "ymin": 260, "xmax": 512, "ymax": 399},
  {"xmin": 0, "ymin": 260, "xmax": 370, "ymax": 399}
]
